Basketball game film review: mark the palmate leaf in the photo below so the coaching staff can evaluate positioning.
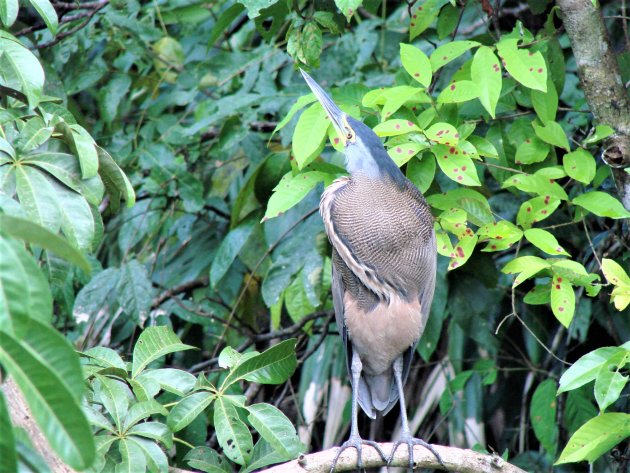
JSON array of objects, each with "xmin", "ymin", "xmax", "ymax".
[
  {"xmin": 220, "ymin": 339, "xmax": 297, "ymax": 389},
  {"xmin": 0, "ymin": 322, "xmax": 95, "ymax": 469},
  {"xmin": 0, "ymin": 391, "xmax": 17, "ymax": 473},
  {"xmin": 185, "ymin": 446, "xmax": 231, "ymax": 473},
  {"xmin": 167, "ymin": 391, "xmax": 215, "ymax": 432},
  {"xmin": 214, "ymin": 396, "xmax": 253, "ymax": 465},
  {"xmin": 0, "ymin": 32, "xmax": 45, "ymax": 106},
  {"xmin": 131, "ymin": 326, "xmax": 195, "ymax": 378},
  {"xmin": 246, "ymin": 403, "xmax": 304, "ymax": 458}
]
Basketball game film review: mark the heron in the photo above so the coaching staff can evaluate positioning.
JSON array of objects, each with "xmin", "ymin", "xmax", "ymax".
[{"xmin": 299, "ymin": 70, "xmax": 443, "ymax": 472}]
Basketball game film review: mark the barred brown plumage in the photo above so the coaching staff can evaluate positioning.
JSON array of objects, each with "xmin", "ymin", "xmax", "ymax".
[{"xmin": 300, "ymin": 69, "xmax": 443, "ymax": 473}]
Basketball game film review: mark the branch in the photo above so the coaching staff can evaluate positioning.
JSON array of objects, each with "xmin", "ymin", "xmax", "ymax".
[
  {"xmin": 257, "ymin": 444, "xmax": 527, "ymax": 473},
  {"xmin": 557, "ymin": 0, "xmax": 630, "ymax": 210}
]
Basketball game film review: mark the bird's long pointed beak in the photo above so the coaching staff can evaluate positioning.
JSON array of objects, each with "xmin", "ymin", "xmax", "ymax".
[{"xmin": 300, "ymin": 69, "xmax": 346, "ymax": 141}]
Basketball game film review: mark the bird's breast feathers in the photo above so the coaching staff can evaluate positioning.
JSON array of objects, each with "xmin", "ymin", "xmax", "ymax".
[{"xmin": 320, "ymin": 174, "xmax": 435, "ymax": 302}]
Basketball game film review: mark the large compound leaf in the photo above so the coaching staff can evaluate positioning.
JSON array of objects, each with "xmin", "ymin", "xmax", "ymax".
[
  {"xmin": 167, "ymin": 391, "xmax": 215, "ymax": 432},
  {"xmin": 214, "ymin": 396, "xmax": 253, "ymax": 465},
  {"xmin": 0, "ymin": 32, "xmax": 45, "ymax": 106},
  {"xmin": 131, "ymin": 326, "xmax": 195, "ymax": 378},
  {"xmin": 0, "ymin": 323, "xmax": 95, "ymax": 469},
  {"xmin": 221, "ymin": 339, "xmax": 297, "ymax": 389},
  {"xmin": 246, "ymin": 403, "xmax": 304, "ymax": 458}
]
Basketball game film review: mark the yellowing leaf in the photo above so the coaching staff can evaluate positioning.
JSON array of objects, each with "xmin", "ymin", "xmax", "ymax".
[
  {"xmin": 437, "ymin": 81, "xmax": 479, "ymax": 104},
  {"xmin": 400, "ymin": 43, "xmax": 432, "ymax": 88},
  {"xmin": 550, "ymin": 274, "xmax": 575, "ymax": 327},
  {"xmin": 477, "ymin": 221, "xmax": 523, "ymax": 251},
  {"xmin": 496, "ymin": 38, "xmax": 547, "ymax": 92},
  {"xmin": 373, "ymin": 119, "xmax": 420, "ymax": 137},
  {"xmin": 471, "ymin": 46, "xmax": 502, "ymax": 118},
  {"xmin": 517, "ymin": 195, "xmax": 561, "ymax": 228},
  {"xmin": 432, "ymin": 144, "xmax": 481, "ymax": 186},
  {"xmin": 502, "ymin": 255, "xmax": 550, "ymax": 287},
  {"xmin": 524, "ymin": 228, "xmax": 570, "ymax": 256},
  {"xmin": 430, "ymin": 40, "xmax": 480, "ymax": 71},
  {"xmin": 387, "ymin": 142, "xmax": 428, "ymax": 166}
]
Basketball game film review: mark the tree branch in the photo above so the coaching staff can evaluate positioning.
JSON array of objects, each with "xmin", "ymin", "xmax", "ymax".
[
  {"xmin": 258, "ymin": 444, "xmax": 527, "ymax": 472},
  {"xmin": 557, "ymin": 0, "xmax": 630, "ymax": 210}
]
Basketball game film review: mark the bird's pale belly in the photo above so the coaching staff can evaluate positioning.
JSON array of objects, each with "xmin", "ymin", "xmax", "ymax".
[{"xmin": 343, "ymin": 292, "xmax": 423, "ymax": 375}]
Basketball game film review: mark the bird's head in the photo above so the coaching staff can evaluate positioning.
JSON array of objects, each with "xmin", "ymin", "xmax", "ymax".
[{"xmin": 300, "ymin": 69, "xmax": 401, "ymax": 180}]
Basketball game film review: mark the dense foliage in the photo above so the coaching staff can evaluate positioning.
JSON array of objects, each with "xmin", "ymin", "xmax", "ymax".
[{"xmin": 0, "ymin": 0, "xmax": 629, "ymax": 472}]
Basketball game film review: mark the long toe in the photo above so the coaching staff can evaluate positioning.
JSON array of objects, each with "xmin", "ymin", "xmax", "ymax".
[
  {"xmin": 388, "ymin": 434, "xmax": 444, "ymax": 471},
  {"xmin": 329, "ymin": 435, "xmax": 388, "ymax": 473}
]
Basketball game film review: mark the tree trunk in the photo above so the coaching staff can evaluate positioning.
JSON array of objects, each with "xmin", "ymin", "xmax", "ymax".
[{"xmin": 557, "ymin": 0, "xmax": 630, "ymax": 210}]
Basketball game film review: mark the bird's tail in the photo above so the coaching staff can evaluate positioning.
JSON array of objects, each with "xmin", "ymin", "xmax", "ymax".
[{"xmin": 358, "ymin": 372, "xmax": 399, "ymax": 419}]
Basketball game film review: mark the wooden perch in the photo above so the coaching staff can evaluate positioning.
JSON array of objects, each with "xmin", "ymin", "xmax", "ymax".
[{"xmin": 257, "ymin": 443, "xmax": 527, "ymax": 473}]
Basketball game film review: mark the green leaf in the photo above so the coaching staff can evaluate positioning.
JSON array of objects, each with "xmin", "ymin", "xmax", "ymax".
[
  {"xmin": 185, "ymin": 446, "xmax": 231, "ymax": 473},
  {"xmin": 425, "ymin": 123, "xmax": 459, "ymax": 146},
  {"xmin": 131, "ymin": 326, "xmax": 196, "ymax": 378},
  {"xmin": 437, "ymin": 80, "xmax": 479, "ymax": 104},
  {"xmin": 246, "ymin": 403, "xmax": 304, "ymax": 458},
  {"xmin": 583, "ymin": 125, "xmax": 614, "ymax": 145},
  {"xmin": 0, "ymin": 236, "xmax": 52, "ymax": 336},
  {"xmin": 563, "ymin": 148, "xmax": 596, "ymax": 184},
  {"xmin": 387, "ymin": 142, "xmax": 427, "ymax": 167},
  {"xmin": 572, "ymin": 191, "xmax": 630, "ymax": 219},
  {"xmin": 117, "ymin": 437, "xmax": 147, "ymax": 473},
  {"xmin": 531, "ymin": 79, "xmax": 558, "ymax": 123},
  {"xmin": 0, "ymin": 0, "xmax": 19, "ymax": 27},
  {"xmin": 82, "ymin": 347, "xmax": 126, "ymax": 370},
  {"xmin": 524, "ymin": 228, "xmax": 569, "ymax": 256},
  {"xmin": 99, "ymin": 73, "xmax": 131, "ymax": 124},
  {"xmin": 496, "ymin": 38, "xmax": 547, "ymax": 91},
  {"xmin": 514, "ymin": 137, "xmax": 550, "ymax": 165},
  {"xmin": 432, "ymin": 144, "xmax": 480, "ymax": 186},
  {"xmin": 273, "ymin": 95, "xmax": 316, "ymax": 135},
  {"xmin": 594, "ymin": 350, "xmax": 630, "ymax": 412},
  {"xmin": 467, "ymin": 135, "xmax": 498, "ymax": 158},
  {"xmin": 532, "ymin": 121, "xmax": 570, "ymax": 151},
  {"xmin": 15, "ymin": 165, "xmax": 61, "ymax": 232},
  {"xmin": 127, "ymin": 437, "xmax": 168, "ymax": 473},
  {"xmin": 97, "ymin": 146, "xmax": 135, "ymax": 209},
  {"xmin": 0, "ymin": 33, "xmax": 45, "ymax": 106},
  {"xmin": 302, "ymin": 22, "xmax": 322, "ymax": 67},
  {"xmin": 26, "ymin": 0, "xmax": 58, "ymax": 34},
  {"xmin": 292, "ymin": 103, "xmax": 329, "ymax": 168},
  {"xmin": 517, "ymin": 195, "xmax": 561, "ymax": 228},
  {"xmin": 137, "ymin": 368, "xmax": 196, "ymax": 397},
  {"xmin": 242, "ymin": 439, "xmax": 291, "ymax": 473},
  {"xmin": 558, "ymin": 346, "xmax": 628, "ymax": 394},
  {"xmin": 221, "ymin": 339, "xmax": 297, "ymax": 389},
  {"xmin": 379, "ymin": 86, "xmax": 427, "ymax": 119},
  {"xmin": 477, "ymin": 220, "xmax": 523, "ymax": 251},
  {"xmin": 128, "ymin": 422, "xmax": 173, "ymax": 448},
  {"xmin": 264, "ymin": 171, "xmax": 327, "ymax": 221},
  {"xmin": 556, "ymin": 413, "xmax": 630, "ymax": 464},
  {"xmin": 214, "ymin": 396, "xmax": 253, "ymax": 465},
  {"xmin": 334, "ymin": 0, "xmax": 361, "ymax": 20},
  {"xmin": 167, "ymin": 391, "xmax": 215, "ymax": 432},
  {"xmin": 551, "ymin": 274, "xmax": 575, "ymax": 327},
  {"xmin": 530, "ymin": 379, "xmax": 558, "ymax": 456},
  {"xmin": 373, "ymin": 119, "xmax": 421, "ymax": 137},
  {"xmin": 400, "ymin": 43, "xmax": 432, "ymax": 88},
  {"xmin": 430, "ymin": 40, "xmax": 479, "ymax": 71},
  {"xmin": 406, "ymin": 153, "xmax": 436, "ymax": 193},
  {"xmin": 0, "ymin": 323, "xmax": 95, "ymax": 469},
  {"xmin": 0, "ymin": 391, "xmax": 17, "ymax": 473},
  {"xmin": 502, "ymin": 255, "xmax": 550, "ymax": 287},
  {"xmin": 16, "ymin": 116, "xmax": 52, "ymax": 152},
  {"xmin": 96, "ymin": 375, "xmax": 129, "ymax": 430},
  {"xmin": 409, "ymin": 0, "xmax": 450, "ymax": 39},
  {"xmin": 208, "ymin": 3, "xmax": 245, "ymax": 45},
  {"xmin": 471, "ymin": 46, "xmax": 502, "ymax": 118},
  {"xmin": 601, "ymin": 258, "xmax": 630, "ymax": 286},
  {"xmin": 123, "ymin": 401, "xmax": 168, "ymax": 431},
  {"xmin": 116, "ymin": 260, "xmax": 153, "ymax": 324}
]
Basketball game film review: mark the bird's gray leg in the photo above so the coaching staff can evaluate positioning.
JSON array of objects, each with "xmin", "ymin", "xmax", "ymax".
[
  {"xmin": 388, "ymin": 356, "xmax": 445, "ymax": 471},
  {"xmin": 329, "ymin": 351, "xmax": 387, "ymax": 473}
]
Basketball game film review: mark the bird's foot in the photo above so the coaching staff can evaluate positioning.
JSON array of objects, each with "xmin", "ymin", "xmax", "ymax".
[
  {"xmin": 387, "ymin": 433, "xmax": 445, "ymax": 471},
  {"xmin": 329, "ymin": 434, "xmax": 387, "ymax": 473}
]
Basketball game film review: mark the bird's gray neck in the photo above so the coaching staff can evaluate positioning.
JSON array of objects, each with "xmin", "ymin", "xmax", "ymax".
[{"xmin": 345, "ymin": 146, "xmax": 406, "ymax": 186}]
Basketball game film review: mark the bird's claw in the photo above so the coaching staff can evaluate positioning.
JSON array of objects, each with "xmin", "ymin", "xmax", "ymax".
[
  {"xmin": 387, "ymin": 433, "xmax": 445, "ymax": 471},
  {"xmin": 329, "ymin": 435, "xmax": 387, "ymax": 472}
]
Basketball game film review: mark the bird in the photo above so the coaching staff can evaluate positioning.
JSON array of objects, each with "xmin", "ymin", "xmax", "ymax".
[{"xmin": 299, "ymin": 69, "xmax": 443, "ymax": 472}]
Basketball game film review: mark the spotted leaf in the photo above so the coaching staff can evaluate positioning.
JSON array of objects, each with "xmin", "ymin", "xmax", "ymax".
[
  {"xmin": 373, "ymin": 119, "xmax": 420, "ymax": 137},
  {"xmin": 432, "ymin": 144, "xmax": 480, "ymax": 186},
  {"xmin": 471, "ymin": 46, "xmax": 502, "ymax": 118},
  {"xmin": 400, "ymin": 43, "xmax": 432, "ymax": 88},
  {"xmin": 496, "ymin": 38, "xmax": 547, "ymax": 92},
  {"xmin": 387, "ymin": 142, "xmax": 428, "ymax": 166},
  {"xmin": 524, "ymin": 228, "xmax": 570, "ymax": 256},
  {"xmin": 477, "ymin": 221, "xmax": 523, "ymax": 251},
  {"xmin": 550, "ymin": 274, "xmax": 575, "ymax": 327},
  {"xmin": 516, "ymin": 195, "xmax": 561, "ymax": 229},
  {"xmin": 430, "ymin": 40, "xmax": 480, "ymax": 71},
  {"xmin": 437, "ymin": 80, "xmax": 479, "ymax": 104},
  {"xmin": 424, "ymin": 123, "xmax": 459, "ymax": 146}
]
